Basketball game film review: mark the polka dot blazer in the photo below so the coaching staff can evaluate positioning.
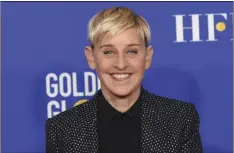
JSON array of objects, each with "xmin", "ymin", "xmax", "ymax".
[{"xmin": 46, "ymin": 87, "xmax": 203, "ymax": 153}]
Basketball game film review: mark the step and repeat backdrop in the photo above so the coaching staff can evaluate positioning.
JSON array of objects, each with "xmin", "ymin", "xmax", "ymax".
[{"xmin": 2, "ymin": 2, "xmax": 233, "ymax": 153}]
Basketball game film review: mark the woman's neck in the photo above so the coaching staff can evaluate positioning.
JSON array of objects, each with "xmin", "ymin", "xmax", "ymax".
[{"xmin": 101, "ymin": 86, "xmax": 141, "ymax": 113}]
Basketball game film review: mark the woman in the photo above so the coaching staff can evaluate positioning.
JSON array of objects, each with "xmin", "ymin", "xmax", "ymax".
[{"xmin": 46, "ymin": 7, "xmax": 203, "ymax": 153}]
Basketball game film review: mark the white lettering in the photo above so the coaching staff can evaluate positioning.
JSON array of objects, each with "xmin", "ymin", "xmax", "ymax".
[
  {"xmin": 46, "ymin": 73, "xmax": 58, "ymax": 98},
  {"xmin": 205, "ymin": 13, "xmax": 227, "ymax": 42},
  {"xmin": 173, "ymin": 14, "xmax": 202, "ymax": 43},
  {"xmin": 47, "ymin": 100, "xmax": 66, "ymax": 118},
  {"xmin": 59, "ymin": 73, "xmax": 72, "ymax": 97},
  {"xmin": 72, "ymin": 72, "xmax": 84, "ymax": 97},
  {"xmin": 46, "ymin": 72, "xmax": 99, "ymax": 98},
  {"xmin": 84, "ymin": 72, "xmax": 96, "ymax": 96}
]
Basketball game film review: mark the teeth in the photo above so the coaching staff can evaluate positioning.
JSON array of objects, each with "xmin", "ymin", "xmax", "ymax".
[{"xmin": 112, "ymin": 74, "xmax": 129, "ymax": 79}]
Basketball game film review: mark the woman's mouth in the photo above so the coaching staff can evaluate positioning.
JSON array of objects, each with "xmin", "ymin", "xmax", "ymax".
[{"xmin": 111, "ymin": 73, "xmax": 131, "ymax": 80}]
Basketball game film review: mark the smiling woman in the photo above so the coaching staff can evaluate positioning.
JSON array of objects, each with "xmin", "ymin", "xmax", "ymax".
[{"xmin": 46, "ymin": 6, "xmax": 203, "ymax": 153}]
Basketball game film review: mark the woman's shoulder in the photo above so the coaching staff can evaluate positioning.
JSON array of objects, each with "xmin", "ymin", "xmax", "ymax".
[
  {"xmin": 142, "ymin": 89, "xmax": 200, "ymax": 129},
  {"xmin": 46, "ymin": 96, "xmax": 97, "ymax": 127},
  {"xmin": 143, "ymin": 88, "xmax": 198, "ymax": 117}
]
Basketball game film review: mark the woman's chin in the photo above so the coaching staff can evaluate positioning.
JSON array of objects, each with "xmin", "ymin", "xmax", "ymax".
[{"xmin": 108, "ymin": 86, "xmax": 136, "ymax": 98}]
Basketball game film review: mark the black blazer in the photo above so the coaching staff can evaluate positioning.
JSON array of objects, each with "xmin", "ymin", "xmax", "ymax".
[{"xmin": 46, "ymin": 88, "xmax": 203, "ymax": 153}]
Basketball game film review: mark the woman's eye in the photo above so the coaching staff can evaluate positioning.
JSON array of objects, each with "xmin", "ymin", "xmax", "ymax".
[
  {"xmin": 127, "ymin": 50, "xmax": 137, "ymax": 55},
  {"xmin": 103, "ymin": 51, "xmax": 113, "ymax": 55}
]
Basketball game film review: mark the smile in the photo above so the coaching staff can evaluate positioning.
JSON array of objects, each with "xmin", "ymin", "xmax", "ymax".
[{"xmin": 111, "ymin": 74, "xmax": 131, "ymax": 80}]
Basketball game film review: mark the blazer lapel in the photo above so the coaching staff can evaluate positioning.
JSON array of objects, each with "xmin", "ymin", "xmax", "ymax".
[
  {"xmin": 69, "ymin": 92, "xmax": 100, "ymax": 153},
  {"xmin": 140, "ymin": 89, "xmax": 164, "ymax": 153}
]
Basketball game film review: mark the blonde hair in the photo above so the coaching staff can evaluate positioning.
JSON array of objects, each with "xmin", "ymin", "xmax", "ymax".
[{"xmin": 88, "ymin": 7, "xmax": 151, "ymax": 47}]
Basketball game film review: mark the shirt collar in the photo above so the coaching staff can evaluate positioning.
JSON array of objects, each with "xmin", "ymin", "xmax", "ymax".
[{"xmin": 97, "ymin": 89, "xmax": 142, "ymax": 122}]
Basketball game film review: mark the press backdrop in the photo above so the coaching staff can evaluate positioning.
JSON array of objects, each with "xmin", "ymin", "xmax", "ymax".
[{"xmin": 2, "ymin": 2, "xmax": 233, "ymax": 152}]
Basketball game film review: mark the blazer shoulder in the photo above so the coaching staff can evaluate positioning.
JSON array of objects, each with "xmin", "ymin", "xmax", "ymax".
[
  {"xmin": 46, "ymin": 96, "xmax": 97, "ymax": 127},
  {"xmin": 145, "ymin": 90, "xmax": 198, "ymax": 118}
]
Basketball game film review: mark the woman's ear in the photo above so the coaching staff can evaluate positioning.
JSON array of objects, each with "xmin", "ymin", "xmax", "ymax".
[
  {"xmin": 85, "ymin": 46, "xmax": 96, "ymax": 69},
  {"xmin": 145, "ymin": 45, "xmax": 153, "ymax": 70}
]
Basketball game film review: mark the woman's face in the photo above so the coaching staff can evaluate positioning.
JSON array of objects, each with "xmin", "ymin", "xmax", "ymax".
[{"xmin": 85, "ymin": 27, "xmax": 153, "ymax": 98}]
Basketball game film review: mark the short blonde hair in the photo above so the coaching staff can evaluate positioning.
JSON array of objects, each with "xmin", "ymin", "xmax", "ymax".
[{"xmin": 88, "ymin": 7, "xmax": 151, "ymax": 47}]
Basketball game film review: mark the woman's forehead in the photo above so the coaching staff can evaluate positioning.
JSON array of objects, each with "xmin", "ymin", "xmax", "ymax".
[{"xmin": 98, "ymin": 28, "xmax": 144, "ymax": 47}]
